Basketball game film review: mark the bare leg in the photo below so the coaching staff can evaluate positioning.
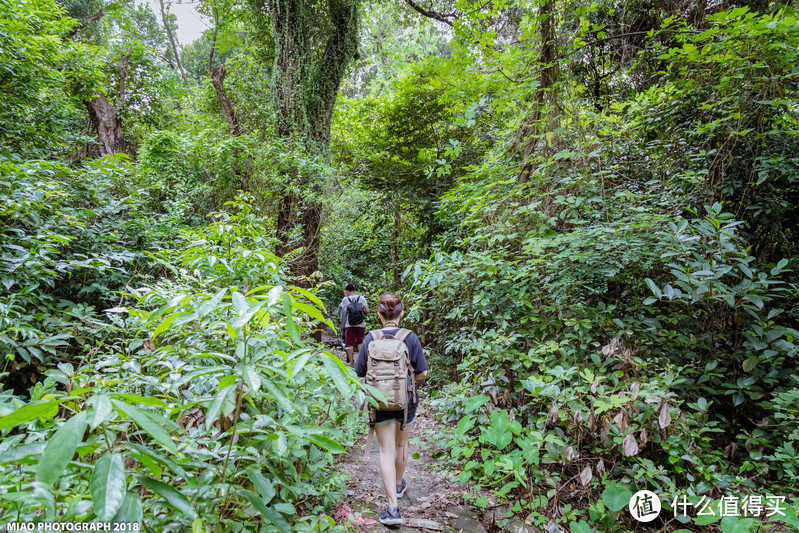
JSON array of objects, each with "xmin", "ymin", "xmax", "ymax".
[
  {"xmin": 346, "ymin": 346, "xmax": 354, "ymax": 365},
  {"xmin": 395, "ymin": 422, "xmax": 409, "ymax": 485},
  {"xmin": 375, "ymin": 422, "xmax": 399, "ymax": 508}
]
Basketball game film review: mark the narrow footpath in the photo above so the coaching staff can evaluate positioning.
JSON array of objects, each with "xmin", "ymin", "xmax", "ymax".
[{"xmin": 336, "ymin": 409, "xmax": 487, "ymax": 532}]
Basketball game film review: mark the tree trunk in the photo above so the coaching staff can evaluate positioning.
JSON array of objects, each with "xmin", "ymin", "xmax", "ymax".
[
  {"xmin": 159, "ymin": 0, "xmax": 191, "ymax": 89},
  {"xmin": 86, "ymin": 94, "xmax": 125, "ymax": 157},
  {"xmin": 259, "ymin": 0, "xmax": 359, "ymax": 282},
  {"xmin": 211, "ymin": 65, "xmax": 242, "ymax": 136},
  {"xmin": 390, "ymin": 207, "xmax": 401, "ymax": 290},
  {"xmin": 516, "ymin": 0, "xmax": 559, "ymax": 182}
]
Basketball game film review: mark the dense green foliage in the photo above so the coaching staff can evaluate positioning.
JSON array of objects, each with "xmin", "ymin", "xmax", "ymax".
[{"xmin": 1, "ymin": 0, "xmax": 798, "ymax": 530}]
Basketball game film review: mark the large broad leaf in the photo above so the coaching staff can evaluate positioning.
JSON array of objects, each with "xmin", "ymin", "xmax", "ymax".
[
  {"xmin": 286, "ymin": 285, "xmax": 324, "ymax": 308},
  {"xmin": 320, "ymin": 351, "xmax": 353, "ymax": 397},
  {"xmin": 246, "ymin": 468, "xmax": 276, "ymax": 504},
  {"xmin": 483, "ymin": 409, "xmax": 512, "ymax": 450},
  {"xmin": 127, "ymin": 442, "xmax": 191, "ymax": 482},
  {"xmin": 569, "ymin": 520, "xmax": 594, "ymax": 533},
  {"xmin": 205, "ymin": 384, "xmax": 236, "ymax": 431},
  {"xmin": 282, "ymin": 293, "xmax": 300, "ymax": 342},
  {"xmin": 87, "ymin": 395, "xmax": 114, "ymax": 430},
  {"xmin": 0, "ymin": 400, "xmax": 62, "ymax": 431},
  {"xmin": 196, "ymin": 288, "xmax": 227, "ymax": 318},
  {"xmin": 720, "ymin": 516, "xmax": 756, "ymax": 533},
  {"xmin": 464, "ymin": 395, "xmax": 489, "ymax": 414},
  {"xmin": 36, "ymin": 411, "xmax": 87, "ymax": 486},
  {"xmin": 301, "ymin": 434, "xmax": 345, "ymax": 454},
  {"xmin": 136, "ymin": 475, "xmax": 198, "ymax": 520},
  {"xmin": 0, "ymin": 442, "xmax": 47, "ymax": 464},
  {"xmin": 601, "ymin": 485, "xmax": 633, "ymax": 512},
  {"xmin": 111, "ymin": 492, "xmax": 143, "ymax": 525},
  {"xmin": 262, "ymin": 378, "xmax": 293, "ymax": 412},
  {"xmin": 239, "ymin": 489, "xmax": 291, "ymax": 533},
  {"xmin": 91, "ymin": 453, "xmax": 127, "ymax": 521},
  {"xmin": 112, "ymin": 400, "xmax": 176, "ymax": 454}
]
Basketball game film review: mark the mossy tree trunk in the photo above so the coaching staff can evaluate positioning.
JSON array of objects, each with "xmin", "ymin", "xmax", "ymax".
[{"xmin": 254, "ymin": 0, "xmax": 359, "ymax": 281}]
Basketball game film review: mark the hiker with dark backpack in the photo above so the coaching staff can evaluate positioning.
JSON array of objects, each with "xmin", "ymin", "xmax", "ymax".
[
  {"xmin": 355, "ymin": 293, "xmax": 428, "ymax": 526},
  {"xmin": 339, "ymin": 283, "xmax": 369, "ymax": 365}
]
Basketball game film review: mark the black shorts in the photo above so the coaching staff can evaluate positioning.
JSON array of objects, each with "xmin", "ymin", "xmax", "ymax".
[{"xmin": 374, "ymin": 401, "xmax": 417, "ymax": 427}]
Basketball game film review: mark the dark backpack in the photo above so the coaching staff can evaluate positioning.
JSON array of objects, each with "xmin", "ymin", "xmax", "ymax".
[{"xmin": 346, "ymin": 296, "xmax": 365, "ymax": 325}]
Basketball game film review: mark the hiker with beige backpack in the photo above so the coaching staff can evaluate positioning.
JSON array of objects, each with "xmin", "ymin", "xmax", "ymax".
[{"xmin": 354, "ymin": 293, "xmax": 428, "ymax": 527}]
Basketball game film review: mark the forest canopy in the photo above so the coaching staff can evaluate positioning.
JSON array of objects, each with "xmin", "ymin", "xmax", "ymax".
[{"xmin": 0, "ymin": 0, "xmax": 798, "ymax": 531}]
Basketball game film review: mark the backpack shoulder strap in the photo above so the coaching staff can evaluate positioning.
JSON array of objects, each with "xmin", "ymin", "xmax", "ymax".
[
  {"xmin": 370, "ymin": 329, "xmax": 384, "ymax": 341},
  {"xmin": 394, "ymin": 328, "xmax": 412, "ymax": 342}
]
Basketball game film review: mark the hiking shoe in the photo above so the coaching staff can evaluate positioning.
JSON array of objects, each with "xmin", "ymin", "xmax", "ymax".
[
  {"xmin": 379, "ymin": 506, "xmax": 402, "ymax": 526},
  {"xmin": 396, "ymin": 477, "xmax": 408, "ymax": 498}
]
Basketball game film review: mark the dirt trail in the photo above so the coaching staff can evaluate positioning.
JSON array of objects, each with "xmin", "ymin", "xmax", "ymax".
[{"xmin": 336, "ymin": 408, "xmax": 487, "ymax": 532}]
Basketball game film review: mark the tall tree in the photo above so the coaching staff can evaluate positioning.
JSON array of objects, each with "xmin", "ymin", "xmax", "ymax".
[
  {"xmin": 158, "ymin": 0, "xmax": 191, "ymax": 88},
  {"xmin": 247, "ymin": 0, "xmax": 359, "ymax": 280}
]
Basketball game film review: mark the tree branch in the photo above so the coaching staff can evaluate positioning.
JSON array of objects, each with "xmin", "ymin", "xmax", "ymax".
[{"xmin": 405, "ymin": 0, "xmax": 457, "ymax": 26}]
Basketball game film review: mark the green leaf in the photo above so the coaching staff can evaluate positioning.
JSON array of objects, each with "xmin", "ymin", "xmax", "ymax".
[
  {"xmin": 720, "ymin": 516, "xmax": 756, "ymax": 533},
  {"xmin": 111, "ymin": 492, "xmax": 142, "ymax": 525},
  {"xmin": 231, "ymin": 300, "xmax": 268, "ymax": 328},
  {"xmin": 152, "ymin": 313, "xmax": 180, "ymax": 339},
  {"xmin": 196, "ymin": 288, "xmax": 227, "ymax": 318},
  {"xmin": 246, "ymin": 468, "xmax": 276, "ymax": 504},
  {"xmin": 282, "ymin": 293, "xmax": 300, "ymax": 342},
  {"xmin": 320, "ymin": 351, "xmax": 353, "ymax": 397},
  {"xmin": 36, "ymin": 411, "xmax": 87, "ymax": 486},
  {"xmin": 112, "ymin": 400, "xmax": 176, "ymax": 454},
  {"xmin": 0, "ymin": 442, "xmax": 47, "ymax": 464},
  {"xmin": 742, "ymin": 356, "xmax": 758, "ymax": 372},
  {"xmin": 644, "ymin": 278, "xmax": 661, "ymax": 297},
  {"xmin": 0, "ymin": 400, "xmax": 61, "ymax": 431},
  {"xmin": 91, "ymin": 453, "xmax": 127, "ymax": 521},
  {"xmin": 206, "ymin": 384, "xmax": 236, "ymax": 431},
  {"xmin": 302, "ymin": 434, "xmax": 345, "ymax": 454},
  {"xmin": 569, "ymin": 520, "xmax": 593, "ymax": 533},
  {"xmin": 111, "ymin": 393, "xmax": 166, "ymax": 407},
  {"xmin": 239, "ymin": 489, "xmax": 291, "ymax": 533},
  {"xmin": 88, "ymin": 395, "xmax": 114, "ymax": 430},
  {"xmin": 771, "ymin": 503, "xmax": 799, "ymax": 528},
  {"xmin": 127, "ymin": 442, "xmax": 191, "ymax": 484},
  {"xmin": 464, "ymin": 395, "xmax": 489, "ymax": 413},
  {"xmin": 243, "ymin": 365, "xmax": 261, "ymax": 392},
  {"xmin": 262, "ymin": 378, "xmax": 293, "ymax": 412},
  {"xmin": 287, "ymin": 285, "xmax": 324, "ymax": 308},
  {"xmin": 601, "ymin": 485, "xmax": 632, "ymax": 512},
  {"xmin": 137, "ymin": 475, "xmax": 198, "ymax": 519},
  {"xmin": 292, "ymin": 300, "xmax": 330, "ymax": 326}
]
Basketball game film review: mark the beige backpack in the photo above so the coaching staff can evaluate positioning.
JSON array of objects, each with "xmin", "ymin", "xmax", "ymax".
[{"xmin": 361, "ymin": 328, "xmax": 416, "ymax": 461}]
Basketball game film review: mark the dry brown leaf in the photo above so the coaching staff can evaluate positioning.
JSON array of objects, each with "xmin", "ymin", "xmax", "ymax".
[
  {"xmin": 588, "ymin": 411, "xmax": 597, "ymax": 431},
  {"xmin": 574, "ymin": 410, "xmax": 583, "ymax": 423},
  {"xmin": 658, "ymin": 403, "xmax": 671, "ymax": 429},
  {"xmin": 549, "ymin": 403, "xmax": 559, "ymax": 424},
  {"xmin": 623, "ymin": 434, "xmax": 639, "ymax": 457},
  {"xmin": 579, "ymin": 465, "xmax": 592, "ymax": 486},
  {"xmin": 639, "ymin": 428, "xmax": 648, "ymax": 446},
  {"xmin": 596, "ymin": 458, "xmax": 605, "ymax": 476},
  {"xmin": 565, "ymin": 446, "xmax": 574, "ymax": 462},
  {"xmin": 613, "ymin": 409, "xmax": 629, "ymax": 433},
  {"xmin": 630, "ymin": 382, "xmax": 640, "ymax": 395}
]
